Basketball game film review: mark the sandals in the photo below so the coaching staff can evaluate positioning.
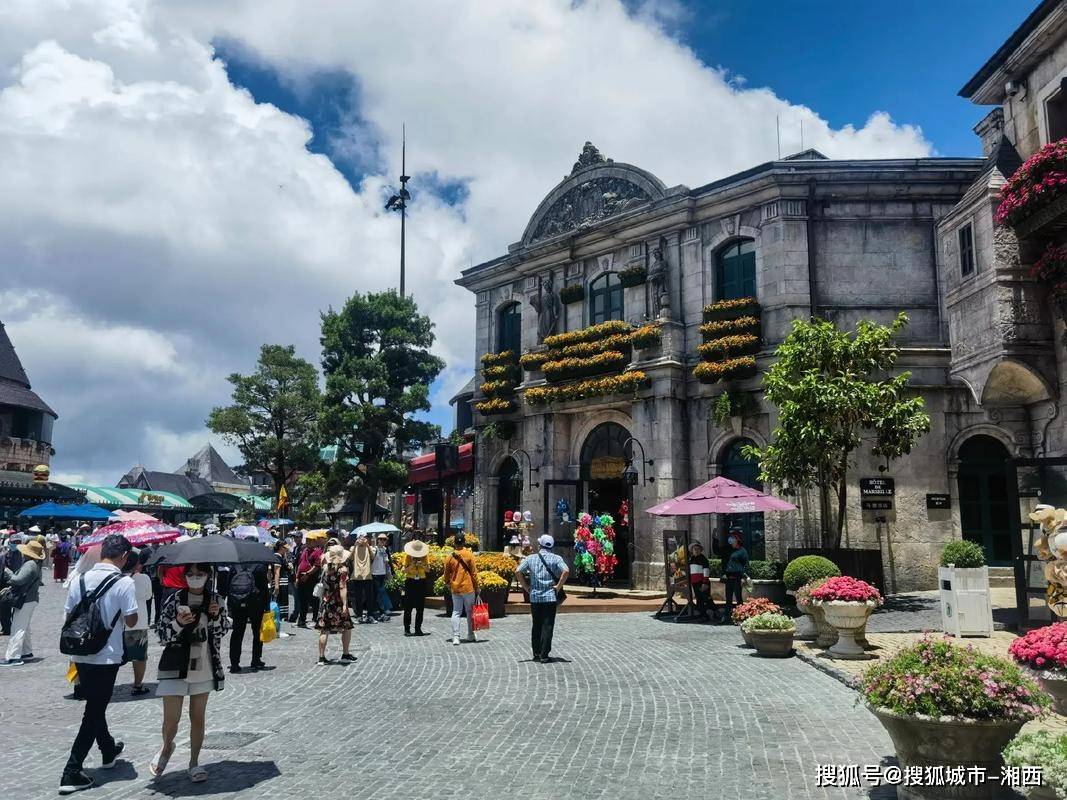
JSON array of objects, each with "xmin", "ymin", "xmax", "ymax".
[
  {"xmin": 130, "ymin": 686, "xmax": 151, "ymax": 696},
  {"xmin": 188, "ymin": 766, "xmax": 208, "ymax": 783},
  {"xmin": 149, "ymin": 747, "xmax": 172, "ymax": 778}
]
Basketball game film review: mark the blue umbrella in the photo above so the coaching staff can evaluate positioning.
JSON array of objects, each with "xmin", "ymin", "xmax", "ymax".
[{"xmin": 19, "ymin": 501, "xmax": 112, "ymax": 521}]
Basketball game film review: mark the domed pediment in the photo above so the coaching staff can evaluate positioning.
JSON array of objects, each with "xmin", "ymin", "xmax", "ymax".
[{"xmin": 521, "ymin": 143, "xmax": 667, "ymax": 246}]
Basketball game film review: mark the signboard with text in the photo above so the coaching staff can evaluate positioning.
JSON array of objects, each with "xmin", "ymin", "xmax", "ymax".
[{"xmin": 860, "ymin": 477, "xmax": 895, "ymax": 497}]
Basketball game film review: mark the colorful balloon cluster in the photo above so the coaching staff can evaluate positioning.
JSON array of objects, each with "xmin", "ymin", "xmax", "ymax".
[{"xmin": 574, "ymin": 512, "xmax": 618, "ymax": 584}]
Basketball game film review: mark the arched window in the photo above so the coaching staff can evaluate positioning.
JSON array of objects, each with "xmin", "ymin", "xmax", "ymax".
[
  {"xmin": 497, "ymin": 302, "xmax": 521, "ymax": 354},
  {"xmin": 716, "ymin": 239, "xmax": 756, "ymax": 301},
  {"xmin": 589, "ymin": 272, "xmax": 624, "ymax": 324}
]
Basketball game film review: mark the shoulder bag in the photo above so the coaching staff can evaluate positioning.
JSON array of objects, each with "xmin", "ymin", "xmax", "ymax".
[{"xmin": 536, "ymin": 553, "xmax": 567, "ymax": 606}]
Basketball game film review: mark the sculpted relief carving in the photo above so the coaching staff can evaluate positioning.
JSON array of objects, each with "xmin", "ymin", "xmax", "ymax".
[{"xmin": 530, "ymin": 176, "xmax": 651, "ymax": 243}]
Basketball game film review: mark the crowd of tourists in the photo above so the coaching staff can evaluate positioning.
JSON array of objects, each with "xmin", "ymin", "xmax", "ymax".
[{"xmin": 0, "ymin": 521, "xmax": 572, "ymax": 795}]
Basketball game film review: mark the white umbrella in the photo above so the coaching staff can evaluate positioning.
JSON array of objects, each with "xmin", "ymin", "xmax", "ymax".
[{"xmin": 352, "ymin": 522, "xmax": 400, "ymax": 537}]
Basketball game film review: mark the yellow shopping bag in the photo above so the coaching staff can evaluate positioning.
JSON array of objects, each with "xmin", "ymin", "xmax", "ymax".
[
  {"xmin": 259, "ymin": 610, "xmax": 277, "ymax": 644},
  {"xmin": 66, "ymin": 661, "xmax": 78, "ymax": 683}
]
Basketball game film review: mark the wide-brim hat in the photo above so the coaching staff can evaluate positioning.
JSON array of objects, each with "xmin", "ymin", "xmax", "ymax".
[
  {"xmin": 324, "ymin": 544, "xmax": 347, "ymax": 565},
  {"xmin": 17, "ymin": 540, "xmax": 45, "ymax": 561},
  {"xmin": 404, "ymin": 540, "xmax": 429, "ymax": 558}
]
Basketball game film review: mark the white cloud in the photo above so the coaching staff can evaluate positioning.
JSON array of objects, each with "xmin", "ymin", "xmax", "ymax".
[{"xmin": 0, "ymin": 0, "xmax": 932, "ymax": 484}]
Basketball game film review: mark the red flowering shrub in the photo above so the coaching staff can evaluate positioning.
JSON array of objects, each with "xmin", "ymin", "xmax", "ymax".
[
  {"xmin": 810, "ymin": 576, "xmax": 882, "ymax": 604},
  {"xmin": 995, "ymin": 138, "xmax": 1067, "ymax": 227},
  {"xmin": 730, "ymin": 597, "xmax": 781, "ymax": 625},
  {"xmin": 1031, "ymin": 242, "xmax": 1067, "ymax": 303},
  {"xmin": 1010, "ymin": 622, "xmax": 1067, "ymax": 672}
]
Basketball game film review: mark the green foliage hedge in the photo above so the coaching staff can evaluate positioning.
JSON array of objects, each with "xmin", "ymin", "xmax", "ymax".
[
  {"xmin": 940, "ymin": 540, "xmax": 986, "ymax": 568},
  {"xmin": 782, "ymin": 555, "xmax": 841, "ymax": 591}
]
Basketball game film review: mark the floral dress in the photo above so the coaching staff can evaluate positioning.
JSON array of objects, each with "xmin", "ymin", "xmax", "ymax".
[{"xmin": 316, "ymin": 564, "xmax": 353, "ymax": 633}]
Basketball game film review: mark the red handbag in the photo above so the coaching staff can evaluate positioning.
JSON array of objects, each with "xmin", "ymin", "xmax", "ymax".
[{"xmin": 472, "ymin": 602, "xmax": 490, "ymax": 631}]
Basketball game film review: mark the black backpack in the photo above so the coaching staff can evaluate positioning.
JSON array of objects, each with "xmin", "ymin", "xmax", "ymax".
[
  {"xmin": 227, "ymin": 565, "xmax": 258, "ymax": 608},
  {"xmin": 59, "ymin": 573, "xmax": 123, "ymax": 656}
]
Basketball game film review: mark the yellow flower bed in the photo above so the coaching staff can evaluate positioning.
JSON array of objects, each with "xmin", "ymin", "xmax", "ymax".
[
  {"xmin": 525, "ymin": 371, "xmax": 649, "ymax": 405},
  {"xmin": 693, "ymin": 356, "xmax": 757, "ymax": 384},
  {"xmin": 699, "ymin": 316, "xmax": 760, "ymax": 339},
  {"xmin": 474, "ymin": 397, "xmax": 516, "ymax": 415},
  {"xmin": 543, "ymin": 319, "xmax": 631, "ymax": 349},
  {"xmin": 444, "ymin": 532, "xmax": 480, "ymax": 549},
  {"xmin": 698, "ymin": 333, "xmax": 760, "ymax": 360},
  {"xmin": 478, "ymin": 570, "xmax": 510, "ymax": 589},
  {"xmin": 703, "ymin": 296, "xmax": 759, "ymax": 315},
  {"xmin": 542, "ymin": 350, "xmax": 627, "ymax": 382},
  {"xmin": 482, "ymin": 364, "xmax": 518, "ymax": 380},
  {"xmin": 475, "ymin": 551, "xmax": 518, "ymax": 580},
  {"xmin": 480, "ymin": 350, "xmax": 517, "ymax": 366},
  {"xmin": 479, "ymin": 379, "xmax": 515, "ymax": 397}
]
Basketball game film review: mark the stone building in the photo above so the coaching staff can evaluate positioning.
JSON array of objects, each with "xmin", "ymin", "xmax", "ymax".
[
  {"xmin": 455, "ymin": 0, "xmax": 1067, "ymax": 593},
  {"xmin": 0, "ymin": 321, "xmax": 56, "ymax": 484}
]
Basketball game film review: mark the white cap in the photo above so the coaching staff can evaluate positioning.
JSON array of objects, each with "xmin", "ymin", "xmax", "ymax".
[{"xmin": 538, "ymin": 534, "xmax": 554, "ymax": 549}]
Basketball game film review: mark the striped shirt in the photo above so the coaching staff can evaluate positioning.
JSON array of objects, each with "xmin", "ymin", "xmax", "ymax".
[{"xmin": 518, "ymin": 551, "xmax": 567, "ymax": 603}]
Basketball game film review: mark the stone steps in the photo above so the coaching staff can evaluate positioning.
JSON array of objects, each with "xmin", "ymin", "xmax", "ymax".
[{"xmin": 988, "ymin": 567, "xmax": 1015, "ymax": 588}]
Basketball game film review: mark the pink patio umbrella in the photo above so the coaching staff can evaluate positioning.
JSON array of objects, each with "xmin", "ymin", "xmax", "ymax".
[
  {"xmin": 109, "ymin": 510, "xmax": 160, "ymax": 522},
  {"xmin": 78, "ymin": 519, "xmax": 181, "ymax": 552},
  {"xmin": 645, "ymin": 476, "xmax": 796, "ymax": 516}
]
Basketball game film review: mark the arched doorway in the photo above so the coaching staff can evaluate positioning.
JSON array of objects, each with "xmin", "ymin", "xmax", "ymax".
[
  {"xmin": 957, "ymin": 435, "xmax": 1012, "ymax": 565},
  {"xmin": 496, "ymin": 457, "xmax": 521, "ymax": 551},
  {"xmin": 580, "ymin": 422, "xmax": 631, "ymax": 583},
  {"xmin": 720, "ymin": 438, "xmax": 765, "ymax": 559}
]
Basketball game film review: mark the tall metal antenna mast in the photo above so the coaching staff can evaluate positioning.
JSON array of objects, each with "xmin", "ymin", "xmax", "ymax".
[
  {"xmin": 385, "ymin": 125, "xmax": 411, "ymax": 297},
  {"xmin": 776, "ymin": 115, "xmax": 781, "ymax": 159}
]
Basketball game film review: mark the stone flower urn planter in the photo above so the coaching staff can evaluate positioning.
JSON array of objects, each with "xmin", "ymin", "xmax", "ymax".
[
  {"xmin": 740, "ymin": 626, "xmax": 754, "ymax": 648},
  {"xmin": 749, "ymin": 628, "xmax": 795, "ymax": 658},
  {"xmin": 817, "ymin": 600, "xmax": 875, "ymax": 659},
  {"xmin": 869, "ymin": 705, "xmax": 1024, "ymax": 800},
  {"xmin": 797, "ymin": 599, "xmax": 838, "ymax": 647},
  {"xmin": 1034, "ymin": 669, "xmax": 1067, "ymax": 716}
]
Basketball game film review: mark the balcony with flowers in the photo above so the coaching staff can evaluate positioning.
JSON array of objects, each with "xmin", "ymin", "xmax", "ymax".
[
  {"xmin": 694, "ymin": 297, "xmax": 762, "ymax": 385},
  {"xmin": 996, "ymin": 138, "xmax": 1067, "ymax": 240}
]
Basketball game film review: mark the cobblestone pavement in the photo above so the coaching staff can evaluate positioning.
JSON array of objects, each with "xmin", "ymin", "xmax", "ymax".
[{"xmin": 1, "ymin": 580, "xmax": 900, "ymax": 800}]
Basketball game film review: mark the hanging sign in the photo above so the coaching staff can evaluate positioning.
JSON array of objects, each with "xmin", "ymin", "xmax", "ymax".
[
  {"xmin": 589, "ymin": 456, "xmax": 627, "ymax": 480},
  {"xmin": 926, "ymin": 493, "xmax": 951, "ymax": 510},
  {"xmin": 861, "ymin": 499, "xmax": 893, "ymax": 511},
  {"xmin": 860, "ymin": 477, "xmax": 895, "ymax": 497}
]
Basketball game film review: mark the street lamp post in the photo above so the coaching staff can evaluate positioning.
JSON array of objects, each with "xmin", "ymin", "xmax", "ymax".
[
  {"xmin": 385, "ymin": 126, "xmax": 411, "ymax": 298},
  {"xmin": 621, "ymin": 437, "xmax": 654, "ymax": 588}
]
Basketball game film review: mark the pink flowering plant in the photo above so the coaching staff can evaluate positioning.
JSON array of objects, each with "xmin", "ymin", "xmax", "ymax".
[
  {"xmin": 862, "ymin": 634, "xmax": 1049, "ymax": 721},
  {"xmin": 995, "ymin": 138, "xmax": 1067, "ymax": 227},
  {"xmin": 1009, "ymin": 622, "xmax": 1067, "ymax": 673},
  {"xmin": 810, "ymin": 576, "xmax": 882, "ymax": 605},
  {"xmin": 794, "ymin": 577, "xmax": 829, "ymax": 607},
  {"xmin": 1030, "ymin": 242, "xmax": 1067, "ymax": 305}
]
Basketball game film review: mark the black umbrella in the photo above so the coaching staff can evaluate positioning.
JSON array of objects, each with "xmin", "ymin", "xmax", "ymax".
[{"xmin": 146, "ymin": 534, "xmax": 282, "ymax": 567}]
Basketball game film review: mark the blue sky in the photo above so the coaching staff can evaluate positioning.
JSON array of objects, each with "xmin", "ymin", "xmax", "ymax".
[{"xmin": 213, "ymin": 1, "xmax": 1032, "ymax": 436}]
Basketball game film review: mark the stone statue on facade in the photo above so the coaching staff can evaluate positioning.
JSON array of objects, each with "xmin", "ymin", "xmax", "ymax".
[
  {"xmin": 648, "ymin": 241, "xmax": 671, "ymax": 318},
  {"xmin": 529, "ymin": 272, "xmax": 560, "ymax": 342}
]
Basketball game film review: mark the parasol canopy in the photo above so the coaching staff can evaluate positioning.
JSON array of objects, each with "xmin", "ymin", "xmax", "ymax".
[
  {"xmin": 147, "ymin": 534, "xmax": 281, "ymax": 566},
  {"xmin": 78, "ymin": 519, "xmax": 182, "ymax": 552},
  {"xmin": 20, "ymin": 502, "xmax": 111, "ymax": 521},
  {"xmin": 304, "ymin": 529, "xmax": 329, "ymax": 543},
  {"xmin": 109, "ymin": 510, "xmax": 159, "ymax": 522},
  {"xmin": 351, "ymin": 522, "xmax": 400, "ymax": 537},
  {"xmin": 645, "ymin": 476, "xmax": 796, "ymax": 516}
]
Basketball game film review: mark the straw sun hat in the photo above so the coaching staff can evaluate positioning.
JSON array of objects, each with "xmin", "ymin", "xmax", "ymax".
[
  {"xmin": 17, "ymin": 539, "xmax": 45, "ymax": 561},
  {"xmin": 404, "ymin": 540, "xmax": 429, "ymax": 558}
]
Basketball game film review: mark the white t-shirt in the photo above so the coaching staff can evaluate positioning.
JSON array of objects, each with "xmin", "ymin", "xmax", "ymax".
[
  {"xmin": 64, "ymin": 563, "xmax": 138, "ymax": 665},
  {"xmin": 129, "ymin": 573, "xmax": 153, "ymax": 631}
]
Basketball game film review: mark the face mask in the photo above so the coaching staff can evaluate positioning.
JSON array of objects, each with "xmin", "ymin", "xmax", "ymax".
[{"xmin": 186, "ymin": 575, "xmax": 208, "ymax": 590}]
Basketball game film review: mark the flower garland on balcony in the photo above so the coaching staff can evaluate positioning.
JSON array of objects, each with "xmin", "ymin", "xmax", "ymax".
[
  {"xmin": 1031, "ymin": 242, "xmax": 1067, "ymax": 304},
  {"xmin": 524, "ymin": 371, "xmax": 649, "ymax": 406},
  {"xmin": 479, "ymin": 379, "xmax": 516, "ymax": 397},
  {"xmin": 694, "ymin": 301, "xmax": 761, "ymax": 384},
  {"xmin": 996, "ymin": 138, "xmax": 1067, "ymax": 227},
  {"xmin": 480, "ymin": 350, "xmax": 517, "ymax": 367},
  {"xmin": 473, "ymin": 396, "xmax": 516, "ymax": 415},
  {"xmin": 541, "ymin": 350, "xmax": 628, "ymax": 382},
  {"xmin": 693, "ymin": 356, "xmax": 757, "ymax": 384},
  {"xmin": 618, "ymin": 265, "xmax": 647, "ymax": 287},
  {"xmin": 698, "ymin": 333, "xmax": 761, "ymax": 360},
  {"xmin": 543, "ymin": 319, "xmax": 632, "ymax": 349},
  {"xmin": 559, "ymin": 283, "xmax": 586, "ymax": 304}
]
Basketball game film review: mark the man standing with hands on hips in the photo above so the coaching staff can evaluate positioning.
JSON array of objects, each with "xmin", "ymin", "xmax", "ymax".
[
  {"xmin": 516, "ymin": 535, "xmax": 569, "ymax": 664},
  {"xmin": 59, "ymin": 534, "xmax": 138, "ymax": 795}
]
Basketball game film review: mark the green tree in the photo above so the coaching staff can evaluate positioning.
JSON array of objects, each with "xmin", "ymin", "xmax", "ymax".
[
  {"xmin": 206, "ymin": 344, "xmax": 322, "ymax": 505},
  {"xmin": 319, "ymin": 291, "xmax": 444, "ymax": 521},
  {"xmin": 745, "ymin": 313, "xmax": 930, "ymax": 548}
]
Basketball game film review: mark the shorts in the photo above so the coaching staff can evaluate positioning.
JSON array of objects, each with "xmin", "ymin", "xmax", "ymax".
[
  {"xmin": 156, "ymin": 679, "xmax": 214, "ymax": 697},
  {"xmin": 123, "ymin": 630, "xmax": 148, "ymax": 662}
]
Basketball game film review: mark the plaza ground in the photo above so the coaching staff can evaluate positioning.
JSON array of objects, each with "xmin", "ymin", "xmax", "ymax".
[{"xmin": 0, "ymin": 580, "xmax": 1003, "ymax": 800}]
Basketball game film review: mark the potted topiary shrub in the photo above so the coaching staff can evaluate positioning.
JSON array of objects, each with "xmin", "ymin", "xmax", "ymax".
[
  {"xmin": 1010, "ymin": 621, "xmax": 1067, "ymax": 716},
  {"xmin": 811, "ymin": 576, "xmax": 882, "ymax": 659},
  {"xmin": 741, "ymin": 612, "xmax": 795, "ymax": 658},
  {"xmin": 1003, "ymin": 730, "xmax": 1067, "ymax": 800},
  {"xmin": 478, "ymin": 570, "xmax": 510, "ymax": 618},
  {"xmin": 731, "ymin": 597, "xmax": 781, "ymax": 647},
  {"xmin": 939, "ymin": 539, "xmax": 993, "ymax": 637},
  {"xmin": 784, "ymin": 555, "xmax": 840, "ymax": 642},
  {"xmin": 744, "ymin": 560, "xmax": 786, "ymax": 606},
  {"xmin": 863, "ymin": 635, "xmax": 1049, "ymax": 800}
]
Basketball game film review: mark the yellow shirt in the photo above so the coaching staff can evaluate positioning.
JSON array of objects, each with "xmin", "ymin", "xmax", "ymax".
[
  {"xmin": 402, "ymin": 554, "xmax": 427, "ymax": 579},
  {"xmin": 444, "ymin": 548, "xmax": 479, "ymax": 594}
]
